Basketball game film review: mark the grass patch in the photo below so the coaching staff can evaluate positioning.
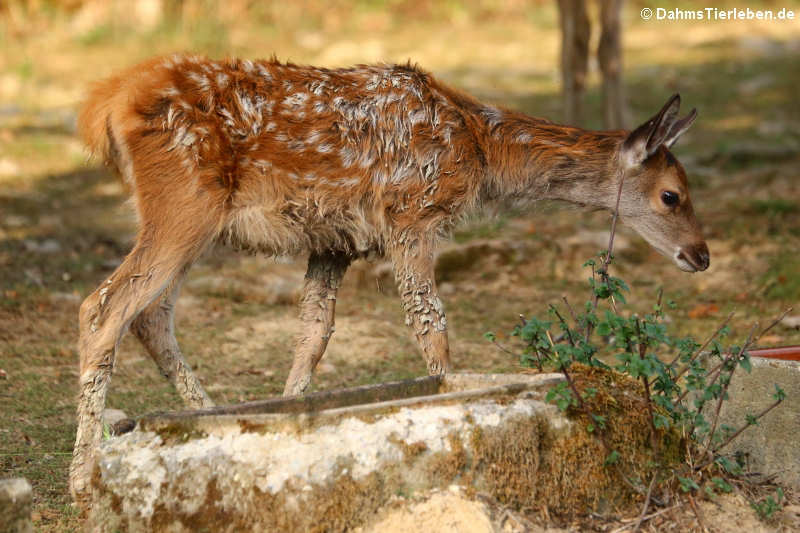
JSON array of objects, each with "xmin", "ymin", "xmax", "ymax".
[{"xmin": 761, "ymin": 251, "xmax": 800, "ymax": 302}]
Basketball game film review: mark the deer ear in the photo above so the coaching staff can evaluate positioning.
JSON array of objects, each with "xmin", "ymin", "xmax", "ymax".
[
  {"xmin": 663, "ymin": 108, "xmax": 697, "ymax": 148},
  {"xmin": 620, "ymin": 94, "xmax": 682, "ymax": 168}
]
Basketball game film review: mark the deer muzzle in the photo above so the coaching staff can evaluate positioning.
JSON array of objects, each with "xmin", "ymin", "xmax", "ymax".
[{"xmin": 675, "ymin": 242, "xmax": 710, "ymax": 272}]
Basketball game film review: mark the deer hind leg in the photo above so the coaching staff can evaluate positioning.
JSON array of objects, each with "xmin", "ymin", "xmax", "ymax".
[
  {"xmin": 557, "ymin": 0, "xmax": 590, "ymax": 125},
  {"xmin": 598, "ymin": 0, "xmax": 626, "ymax": 129},
  {"xmin": 391, "ymin": 234, "xmax": 450, "ymax": 376},
  {"xmin": 283, "ymin": 250, "xmax": 351, "ymax": 396},
  {"xmin": 69, "ymin": 222, "xmax": 217, "ymax": 508},
  {"xmin": 130, "ymin": 264, "xmax": 214, "ymax": 409}
]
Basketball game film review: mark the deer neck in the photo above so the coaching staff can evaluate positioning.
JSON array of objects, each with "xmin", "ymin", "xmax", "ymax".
[{"xmin": 475, "ymin": 106, "xmax": 627, "ymax": 209}]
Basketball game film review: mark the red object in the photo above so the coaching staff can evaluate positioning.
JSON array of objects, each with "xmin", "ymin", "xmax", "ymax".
[{"xmin": 749, "ymin": 345, "xmax": 800, "ymax": 362}]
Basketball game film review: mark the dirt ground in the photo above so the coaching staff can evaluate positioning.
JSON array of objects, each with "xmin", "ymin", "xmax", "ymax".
[
  {"xmin": 359, "ymin": 489, "xmax": 797, "ymax": 533},
  {"xmin": 1, "ymin": 1, "xmax": 799, "ymax": 531}
]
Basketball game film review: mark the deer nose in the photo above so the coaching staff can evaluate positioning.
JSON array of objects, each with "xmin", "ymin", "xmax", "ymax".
[
  {"xmin": 678, "ymin": 242, "xmax": 710, "ymax": 272},
  {"xmin": 698, "ymin": 246, "xmax": 710, "ymax": 271}
]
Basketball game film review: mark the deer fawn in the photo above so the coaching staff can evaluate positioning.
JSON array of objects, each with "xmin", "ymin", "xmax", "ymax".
[{"xmin": 70, "ymin": 53, "xmax": 707, "ymax": 506}]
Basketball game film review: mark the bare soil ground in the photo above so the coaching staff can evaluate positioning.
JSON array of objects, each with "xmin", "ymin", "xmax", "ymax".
[{"xmin": 1, "ymin": 1, "xmax": 799, "ymax": 530}]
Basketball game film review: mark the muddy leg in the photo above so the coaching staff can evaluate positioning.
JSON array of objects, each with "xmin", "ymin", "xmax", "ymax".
[
  {"xmin": 599, "ymin": 0, "xmax": 626, "ymax": 129},
  {"xmin": 391, "ymin": 235, "xmax": 450, "ymax": 376},
  {"xmin": 557, "ymin": 0, "xmax": 590, "ymax": 125},
  {"xmin": 69, "ymin": 229, "xmax": 213, "ymax": 508},
  {"xmin": 283, "ymin": 250, "xmax": 351, "ymax": 396},
  {"xmin": 130, "ymin": 265, "xmax": 213, "ymax": 408}
]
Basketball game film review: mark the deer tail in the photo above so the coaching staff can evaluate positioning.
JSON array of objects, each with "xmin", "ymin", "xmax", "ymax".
[{"xmin": 77, "ymin": 73, "xmax": 130, "ymax": 166}]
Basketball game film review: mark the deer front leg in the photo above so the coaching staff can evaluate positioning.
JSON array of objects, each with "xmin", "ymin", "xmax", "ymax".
[
  {"xmin": 283, "ymin": 250, "xmax": 351, "ymax": 396},
  {"xmin": 391, "ymin": 236, "xmax": 450, "ymax": 376},
  {"xmin": 130, "ymin": 265, "xmax": 214, "ymax": 409}
]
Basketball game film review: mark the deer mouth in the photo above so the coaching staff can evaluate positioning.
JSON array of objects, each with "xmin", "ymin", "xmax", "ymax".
[{"xmin": 674, "ymin": 244, "xmax": 710, "ymax": 272}]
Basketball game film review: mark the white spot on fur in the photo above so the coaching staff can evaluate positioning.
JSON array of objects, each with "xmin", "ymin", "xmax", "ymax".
[
  {"xmin": 409, "ymin": 108, "xmax": 427, "ymax": 125},
  {"xmin": 306, "ymin": 130, "xmax": 323, "ymax": 145},
  {"xmin": 257, "ymin": 64, "xmax": 273, "ymax": 80},
  {"xmin": 481, "ymin": 106, "xmax": 503, "ymax": 128},
  {"xmin": 253, "ymin": 160, "xmax": 272, "ymax": 174},
  {"xmin": 366, "ymin": 74, "xmax": 380, "ymax": 90},
  {"xmin": 515, "ymin": 132, "xmax": 533, "ymax": 143},
  {"xmin": 339, "ymin": 146, "xmax": 357, "ymax": 167},
  {"xmin": 285, "ymin": 93, "xmax": 309, "ymax": 106},
  {"xmin": 309, "ymin": 81, "xmax": 328, "ymax": 96}
]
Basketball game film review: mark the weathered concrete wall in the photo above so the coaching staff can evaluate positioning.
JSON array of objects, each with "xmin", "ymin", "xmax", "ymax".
[
  {"xmin": 0, "ymin": 478, "xmax": 33, "ymax": 533},
  {"xmin": 88, "ymin": 373, "xmax": 571, "ymax": 532},
  {"xmin": 715, "ymin": 357, "xmax": 800, "ymax": 488}
]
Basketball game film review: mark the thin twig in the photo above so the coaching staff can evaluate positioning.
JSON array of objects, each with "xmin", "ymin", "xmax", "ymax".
[
  {"xmin": 702, "ymin": 323, "xmax": 758, "ymax": 455},
  {"xmin": 674, "ymin": 307, "xmax": 790, "ymax": 394},
  {"xmin": 635, "ymin": 319, "xmax": 659, "ymax": 452},
  {"xmin": 584, "ymin": 167, "xmax": 626, "ymax": 343},
  {"xmin": 610, "ymin": 504, "xmax": 682, "ymax": 533},
  {"xmin": 673, "ymin": 349, "xmax": 733, "ymax": 407},
  {"xmin": 670, "ymin": 311, "xmax": 735, "ymax": 378},
  {"xmin": 489, "ymin": 339, "xmax": 519, "ymax": 359},
  {"xmin": 550, "ymin": 304, "xmax": 576, "ymax": 347},
  {"xmin": 687, "ymin": 494, "xmax": 709, "ymax": 533},
  {"xmin": 754, "ymin": 307, "xmax": 793, "ymax": 342},
  {"xmin": 562, "ymin": 295, "xmax": 579, "ymax": 326},
  {"xmin": 631, "ymin": 474, "xmax": 658, "ymax": 533},
  {"xmin": 694, "ymin": 397, "xmax": 785, "ymax": 473}
]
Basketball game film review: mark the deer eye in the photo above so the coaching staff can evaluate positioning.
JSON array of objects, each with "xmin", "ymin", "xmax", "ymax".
[{"xmin": 661, "ymin": 191, "xmax": 679, "ymax": 207}]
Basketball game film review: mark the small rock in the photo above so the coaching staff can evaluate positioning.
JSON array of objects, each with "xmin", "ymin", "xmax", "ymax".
[
  {"xmin": 23, "ymin": 239, "xmax": 62, "ymax": 254},
  {"xmin": 103, "ymin": 408, "xmax": 129, "ymax": 427},
  {"xmin": 780, "ymin": 315, "xmax": 800, "ymax": 330},
  {"xmin": 104, "ymin": 410, "xmax": 136, "ymax": 436},
  {"xmin": 4, "ymin": 215, "xmax": 29, "ymax": 228},
  {"xmin": 111, "ymin": 418, "xmax": 137, "ymax": 436}
]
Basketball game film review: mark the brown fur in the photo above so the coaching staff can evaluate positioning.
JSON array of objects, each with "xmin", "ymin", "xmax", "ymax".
[{"xmin": 70, "ymin": 54, "xmax": 707, "ymax": 508}]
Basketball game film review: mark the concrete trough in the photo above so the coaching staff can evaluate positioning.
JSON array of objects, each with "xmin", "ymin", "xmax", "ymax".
[
  {"xmin": 89, "ymin": 372, "xmax": 570, "ymax": 532},
  {"xmin": 713, "ymin": 349, "xmax": 800, "ymax": 489}
]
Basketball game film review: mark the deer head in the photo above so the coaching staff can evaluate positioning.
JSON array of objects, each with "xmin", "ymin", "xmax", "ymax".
[{"xmin": 617, "ymin": 94, "xmax": 708, "ymax": 272}]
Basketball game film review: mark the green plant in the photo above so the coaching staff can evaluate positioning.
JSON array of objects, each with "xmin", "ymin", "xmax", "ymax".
[
  {"xmin": 486, "ymin": 181, "xmax": 790, "ymax": 527},
  {"xmin": 751, "ymin": 487, "xmax": 784, "ymax": 520}
]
